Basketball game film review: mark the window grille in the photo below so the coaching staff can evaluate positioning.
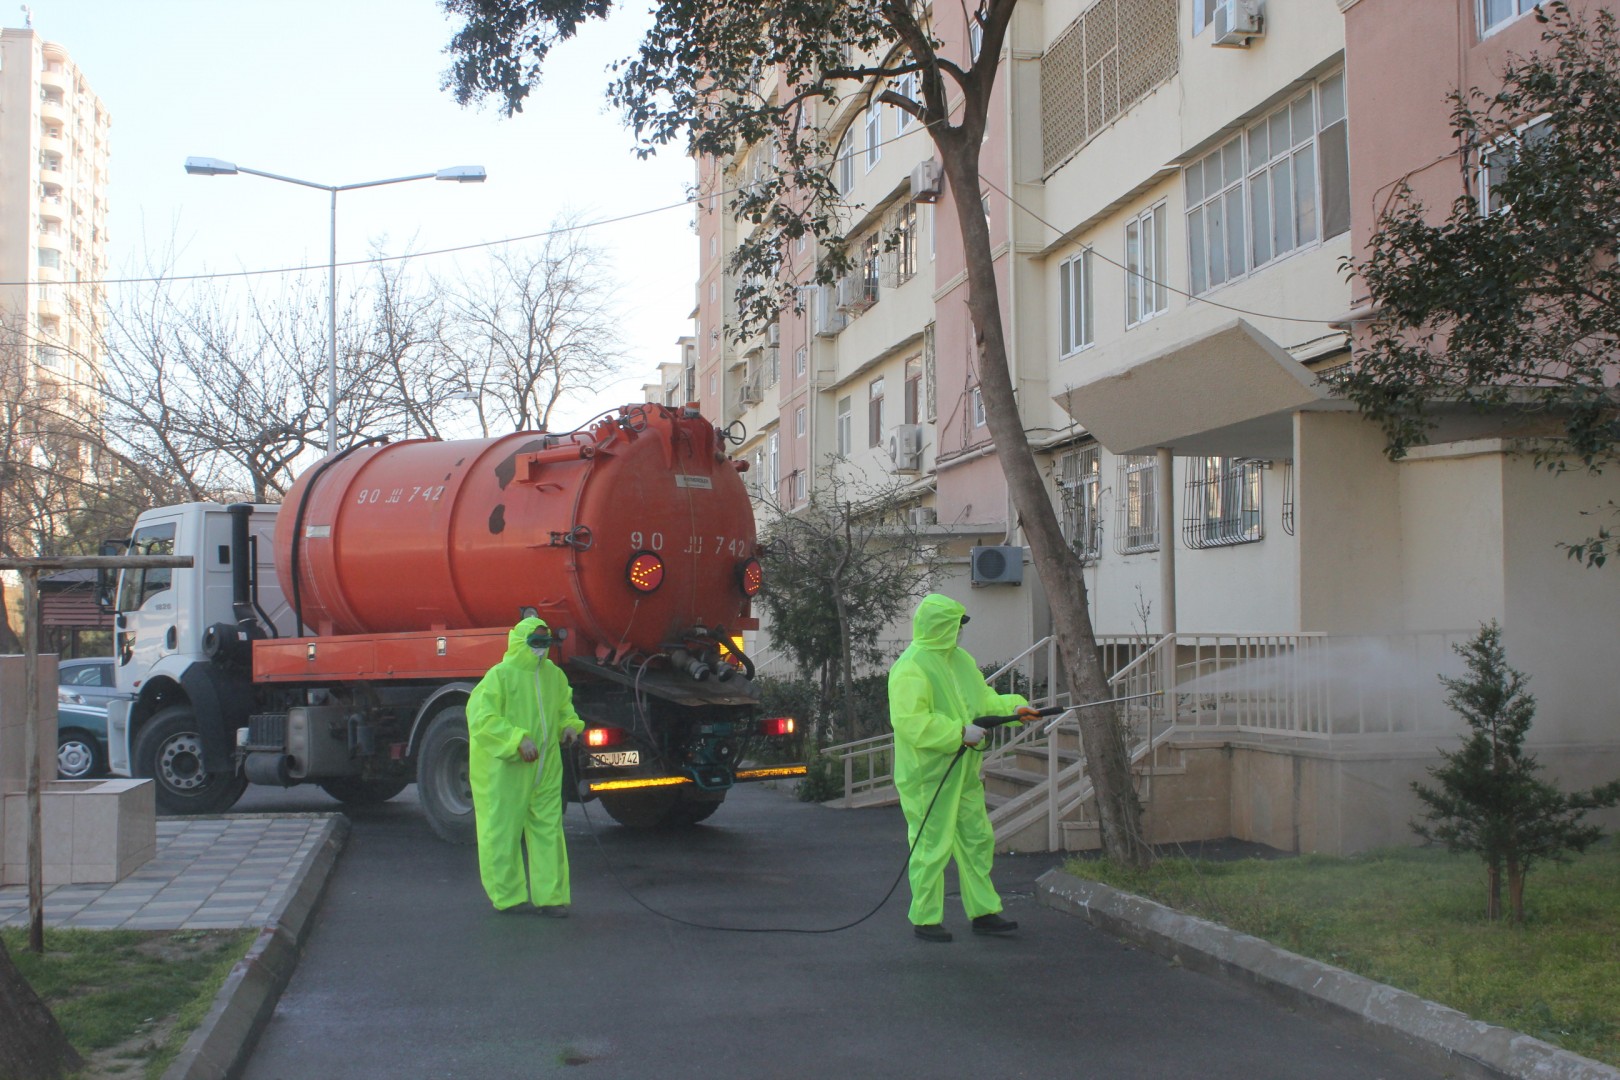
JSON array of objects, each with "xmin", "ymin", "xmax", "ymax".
[
  {"xmin": 1040, "ymin": 0, "xmax": 1179, "ymax": 174},
  {"xmin": 893, "ymin": 203, "xmax": 918, "ymax": 285},
  {"xmin": 1115, "ymin": 454, "xmax": 1159, "ymax": 554},
  {"xmin": 1181, "ymin": 457, "xmax": 1263, "ymax": 548},
  {"xmin": 1059, "ymin": 444, "xmax": 1103, "ymax": 561}
]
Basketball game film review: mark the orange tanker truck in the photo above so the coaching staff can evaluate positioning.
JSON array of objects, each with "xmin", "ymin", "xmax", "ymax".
[{"xmin": 100, "ymin": 405, "xmax": 803, "ymax": 840}]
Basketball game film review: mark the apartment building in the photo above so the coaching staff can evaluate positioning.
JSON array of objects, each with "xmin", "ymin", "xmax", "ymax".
[
  {"xmin": 661, "ymin": 0, "xmax": 1620, "ymax": 852},
  {"xmin": 0, "ymin": 25, "xmax": 109, "ymax": 413}
]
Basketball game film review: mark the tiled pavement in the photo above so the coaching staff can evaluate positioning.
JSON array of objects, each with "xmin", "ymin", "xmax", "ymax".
[{"xmin": 0, "ymin": 814, "xmax": 337, "ymax": 931}]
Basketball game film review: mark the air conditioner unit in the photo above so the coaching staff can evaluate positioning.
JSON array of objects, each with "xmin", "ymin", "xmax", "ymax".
[
  {"xmin": 738, "ymin": 384, "xmax": 761, "ymax": 406},
  {"xmin": 766, "ymin": 324, "xmax": 780, "ymax": 346},
  {"xmin": 909, "ymin": 506, "xmax": 937, "ymax": 528},
  {"xmin": 813, "ymin": 284, "xmax": 847, "ymax": 337},
  {"xmin": 887, "ymin": 424, "xmax": 924, "ymax": 472},
  {"xmin": 1212, "ymin": 0, "xmax": 1264, "ymax": 46},
  {"xmin": 970, "ymin": 545, "xmax": 1024, "ymax": 587},
  {"xmin": 911, "ymin": 158, "xmax": 943, "ymax": 203}
]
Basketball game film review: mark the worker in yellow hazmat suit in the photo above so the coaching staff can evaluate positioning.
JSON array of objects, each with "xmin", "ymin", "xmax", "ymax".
[
  {"xmin": 888, "ymin": 594, "xmax": 1040, "ymax": 942},
  {"xmin": 467, "ymin": 617, "xmax": 585, "ymax": 915}
]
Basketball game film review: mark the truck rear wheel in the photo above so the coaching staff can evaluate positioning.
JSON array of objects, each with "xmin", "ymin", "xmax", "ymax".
[
  {"xmin": 418, "ymin": 705, "xmax": 476, "ymax": 845},
  {"xmin": 319, "ymin": 777, "xmax": 410, "ymax": 805},
  {"xmin": 597, "ymin": 788, "xmax": 725, "ymax": 828},
  {"xmin": 134, "ymin": 705, "xmax": 247, "ymax": 815}
]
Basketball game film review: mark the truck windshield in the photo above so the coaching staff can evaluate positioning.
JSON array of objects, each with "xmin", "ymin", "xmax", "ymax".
[{"xmin": 116, "ymin": 522, "xmax": 177, "ymax": 613}]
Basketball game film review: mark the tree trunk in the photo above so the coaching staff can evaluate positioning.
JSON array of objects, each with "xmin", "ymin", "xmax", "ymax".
[
  {"xmin": 1485, "ymin": 859, "xmax": 1501, "ymax": 921},
  {"xmin": 0, "ymin": 938, "xmax": 83, "ymax": 1080},
  {"xmin": 1507, "ymin": 859, "xmax": 1526, "ymax": 925},
  {"xmin": 936, "ymin": 129, "xmax": 1151, "ymax": 867}
]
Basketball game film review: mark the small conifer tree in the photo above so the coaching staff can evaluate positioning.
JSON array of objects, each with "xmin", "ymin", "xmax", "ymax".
[{"xmin": 1412, "ymin": 622, "xmax": 1620, "ymax": 922}]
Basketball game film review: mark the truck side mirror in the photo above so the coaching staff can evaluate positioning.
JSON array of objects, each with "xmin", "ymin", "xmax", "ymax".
[{"xmin": 95, "ymin": 536, "xmax": 128, "ymax": 610}]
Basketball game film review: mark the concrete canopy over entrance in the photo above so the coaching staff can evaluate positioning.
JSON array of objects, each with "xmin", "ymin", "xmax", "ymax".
[{"xmin": 1052, "ymin": 318, "xmax": 1336, "ymax": 459}]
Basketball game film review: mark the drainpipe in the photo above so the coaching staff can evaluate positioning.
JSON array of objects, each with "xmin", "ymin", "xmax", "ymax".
[{"xmin": 1156, "ymin": 446, "xmax": 1177, "ymax": 732}]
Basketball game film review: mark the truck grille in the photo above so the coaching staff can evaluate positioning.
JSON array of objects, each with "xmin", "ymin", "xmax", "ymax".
[{"xmin": 245, "ymin": 712, "xmax": 288, "ymax": 751}]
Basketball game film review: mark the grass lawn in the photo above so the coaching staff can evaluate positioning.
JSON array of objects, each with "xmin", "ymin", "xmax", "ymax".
[
  {"xmin": 3, "ymin": 927, "xmax": 255, "ymax": 1079},
  {"xmin": 1067, "ymin": 838, "xmax": 1620, "ymax": 1067}
]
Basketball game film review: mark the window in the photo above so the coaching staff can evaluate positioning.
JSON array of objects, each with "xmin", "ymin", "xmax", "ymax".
[
  {"xmin": 1125, "ymin": 203, "xmax": 1168, "ymax": 326},
  {"xmin": 1192, "ymin": 0, "xmax": 1218, "ymax": 32},
  {"xmin": 36, "ymin": 248, "xmax": 60, "ymax": 269},
  {"xmin": 794, "ymin": 344, "xmax": 807, "ymax": 377},
  {"xmin": 768, "ymin": 432, "xmax": 780, "ymax": 494},
  {"xmin": 1182, "ymin": 457, "xmax": 1263, "ymax": 548},
  {"xmin": 894, "ymin": 203, "xmax": 918, "ymax": 284},
  {"xmin": 1187, "ymin": 73, "xmax": 1350, "ymax": 293},
  {"xmin": 894, "ymin": 71, "xmax": 918, "ymax": 131},
  {"xmin": 1479, "ymin": 0, "xmax": 1534, "ymax": 34},
  {"xmin": 793, "ymin": 470, "xmax": 806, "ymax": 503},
  {"xmin": 1115, "ymin": 455, "xmax": 1159, "ymax": 554},
  {"xmin": 861, "ymin": 233, "xmax": 882, "ymax": 301},
  {"xmin": 796, "ymin": 406, "xmax": 806, "ymax": 438},
  {"xmin": 1058, "ymin": 249, "xmax": 1094, "ymax": 357},
  {"xmin": 1479, "ymin": 115, "xmax": 1552, "ymax": 216},
  {"xmin": 709, "ymin": 373, "xmax": 716, "ymax": 398},
  {"xmin": 1059, "ymin": 444, "xmax": 1103, "ymax": 561},
  {"xmin": 968, "ymin": 17, "xmax": 984, "ymax": 60},
  {"xmin": 767, "ymin": 342, "xmax": 780, "ymax": 387},
  {"xmin": 971, "ymin": 386, "xmax": 986, "ymax": 428},
  {"xmin": 865, "ymin": 102, "xmax": 882, "ymax": 170},
  {"xmin": 868, "ymin": 377, "xmax": 885, "ymax": 447},
  {"xmin": 116, "ymin": 522, "xmax": 177, "ymax": 613},
  {"xmin": 904, "ymin": 356, "xmax": 922, "ymax": 425},
  {"xmin": 836, "ymin": 128, "xmax": 856, "ymax": 196},
  {"xmin": 836, "ymin": 395, "xmax": 852, "ymax": 457},
  {"xmin": 710, "ymin": 236, "xmax": 717, "ymax": 258},
  {"xmin": 710, "ymin": 281, "xmax": 717, "ymax": 303}
]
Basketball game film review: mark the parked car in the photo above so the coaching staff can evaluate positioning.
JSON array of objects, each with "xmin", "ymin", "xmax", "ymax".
[
  {"xmin": 57, "ymin": 657, "xmax": 118, "ymax": 708},
  {"xmin": 57, "ymin": 701, "xmax": 109, "ymax": 779}
]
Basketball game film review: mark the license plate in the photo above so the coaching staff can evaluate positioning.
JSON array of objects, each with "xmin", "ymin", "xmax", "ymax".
[{"xmin": 588, "ymin": 750, "xmax": 640, "ymax": 768}]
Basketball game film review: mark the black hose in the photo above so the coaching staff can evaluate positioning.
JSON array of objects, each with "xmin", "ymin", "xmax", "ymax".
[{"xmin": 575, "ymin": 742, "xmax": 974, "ymax": 934}]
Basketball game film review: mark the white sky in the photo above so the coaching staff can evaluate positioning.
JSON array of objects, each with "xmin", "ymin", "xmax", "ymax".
[{"xmin": 25, "ymin": 0, "xmax": 695, "ymax": 429}]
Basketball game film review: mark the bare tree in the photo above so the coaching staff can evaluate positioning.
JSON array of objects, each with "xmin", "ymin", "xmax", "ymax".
[{"xmin": 440, "ymin": 221, "xmax": 625, "ymax": 434}]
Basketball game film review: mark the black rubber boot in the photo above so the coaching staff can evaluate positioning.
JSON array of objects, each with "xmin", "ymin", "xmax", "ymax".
[
  {"xmin": 971, "ymin": 913, "xmax": 1018, "ymax": 935},
  {"xmin": 913, "ymin": 923, "xmax": 953, "ymax": 943}
]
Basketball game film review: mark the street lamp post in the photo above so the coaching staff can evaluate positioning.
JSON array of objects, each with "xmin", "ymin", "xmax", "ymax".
[{"xmin": 184, "ymin": 157, "xmax": 486, "ymax": 453}]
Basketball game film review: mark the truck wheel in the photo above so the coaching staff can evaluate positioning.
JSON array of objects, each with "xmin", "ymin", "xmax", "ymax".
[
  {"xmin": 319, "ymin": 777, "xmax": 409, "ymax": 805},
  {"xmin": 134, "ymin": 705, "xmax": 247, "ymax": 815},
  {"xmin": 418, "ymin": 705, "xmax": 476, "ymax": 845},
  {"xmin": 674, "ymin": 793, "xmax": 724, "ymax": 825},
  {"xmin": 598, "ymin": 788, "xmax": 681, "ymax": 828}
]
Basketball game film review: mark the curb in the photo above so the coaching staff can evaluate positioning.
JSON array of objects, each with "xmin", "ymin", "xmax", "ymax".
[
  {"xmin": 1037, "ymin": 869, "xmax": 1620, "ymax": 1080},
  {"xmin": 163, "ymin": 814, "xmax": 352, "ymax": 1080}
]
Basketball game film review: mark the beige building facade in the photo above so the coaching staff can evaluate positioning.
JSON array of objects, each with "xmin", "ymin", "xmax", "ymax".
[
  {"xmin": 654, "ymin": 0, "xmax": 1620, "ymax": 853},
  {"xmin": 0, "ymin": 25, "xmax": 109, "ymax": 411}
]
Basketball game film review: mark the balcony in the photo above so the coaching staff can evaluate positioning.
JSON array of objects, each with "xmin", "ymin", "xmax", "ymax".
[
  {"xmin": 38, "ymin": 194, "xmax": 64, "ymax": 222},
  {"xmin": 39, "ymin": 95, "xmax": 65, "ymax": 123}
]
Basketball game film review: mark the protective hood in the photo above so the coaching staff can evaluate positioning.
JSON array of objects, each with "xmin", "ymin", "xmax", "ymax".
[
  {"xmin": 504, "ymin": 616, "xmax": 546, "ymax": 668},
  {"xmin": 910, "ymin": 594, "xmax": 966, "ymax": 652}
]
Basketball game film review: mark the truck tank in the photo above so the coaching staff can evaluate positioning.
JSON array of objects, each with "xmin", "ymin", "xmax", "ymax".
[{"xmin": 271, "ymin": 405, "xmax": 761, "ymax": 660}]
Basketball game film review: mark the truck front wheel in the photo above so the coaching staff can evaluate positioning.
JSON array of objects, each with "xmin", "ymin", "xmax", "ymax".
[
  {"xmin": 134, "ymin": 705, "xmax": 247, "ymax": 815},
  {"xmin": 418, "ymin": 705, "xmax": 476, "ymax": 845}
]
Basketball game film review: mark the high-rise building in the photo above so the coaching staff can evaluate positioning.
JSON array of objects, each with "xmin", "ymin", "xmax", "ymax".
[{"xmin": 0, "ymin": 25, "xmax": 110, "ymax": 412}]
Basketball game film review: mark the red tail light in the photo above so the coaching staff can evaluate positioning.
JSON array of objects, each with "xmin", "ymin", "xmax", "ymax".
[
  {"xmin": 585, "ymin": 727, "xmax": 626, "ymax": 748},
  {"xmin": 759, "ymin": 716, "xmax": 796, "ymax": 737},
  {"xmin": 738, "ymin": 557, "xmax": 762, "ymax": 596}
]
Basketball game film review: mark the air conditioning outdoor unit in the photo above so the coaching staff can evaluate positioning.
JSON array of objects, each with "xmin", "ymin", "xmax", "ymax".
[
  {"xmin": 887, "ymin": 424, "xmax": 924, "ymax": 472},
  {"xmin": 970, "ymin": 545, "xmax": 1024, "ymax": 587},
  {"xmin": 1212, "ymin": 0, "xmax": 1264, "ymax": 46},
  {"xmin": 738, "ymin": 384, "xmax": 761, "ymax": 406},
  {"xmin": 911, "ymin": 158, "xmax": 943, "ymax": 203},
  {"xmin": 813, "ymin": 284, "xmax": 847, "ymax": 337},
  {"xmin": 909, "ymin": 506, "xmax": 938, "ymax": 528},
  {"xmin": 766, "ymin": 323, "xmax": 780, "ymax": 346}
]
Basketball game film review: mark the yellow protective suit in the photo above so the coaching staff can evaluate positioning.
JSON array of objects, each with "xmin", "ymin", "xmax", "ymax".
[
  {"xmin": 466, "ymin": 617, "xmax": 585, "ymax": 912},
  {"xmin": 888, "ymin": 594, "xmax": 1028, "ymax": 927}
]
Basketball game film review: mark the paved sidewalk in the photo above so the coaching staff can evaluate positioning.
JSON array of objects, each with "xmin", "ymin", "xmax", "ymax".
[{"xmin": 0, "ymin": 814, "xmax": 339, "ymax": 932}]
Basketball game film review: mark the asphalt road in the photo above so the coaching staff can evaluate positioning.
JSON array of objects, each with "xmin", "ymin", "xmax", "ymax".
[{"xmin": 232, "ymin": 783, "xmax": 1438, "ymax": 1080}]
